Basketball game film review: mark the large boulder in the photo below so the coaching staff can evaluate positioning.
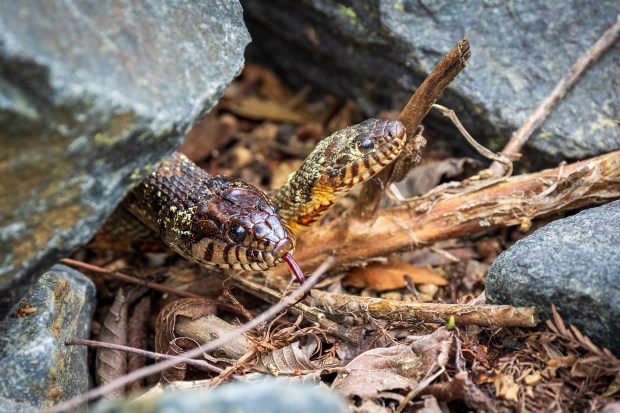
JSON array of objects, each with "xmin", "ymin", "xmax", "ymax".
[
  {"xmin": 0, "ymin": 1, "xmax": 250, "ymax": 318},
  {"xmin": 243, "ymin": 1, "xmax": 619, "ymax": 165},
  {"xmin": 486, "ymin": 201, "xmax": 620, "ymax": 355}
]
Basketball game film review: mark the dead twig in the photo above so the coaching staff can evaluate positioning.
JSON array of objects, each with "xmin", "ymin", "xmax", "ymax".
[
  {"xmin": 270, "ymin": 149, "xmax": 620, "ymax": 276},
  {"xmin": 432, "ymin": 104, "xmax": 512, "ymax": 177},
  {"xmin": 353, "ymin": 38, "xmax": 471, "ymax": 218},
  {"xmin": 59, "ymin": 258, "xmax": 204, "ymax": 299},
  {"xmin": 490, "ymin": 15, "xmax": 620, "ymax": 175},
  {"xmin": 44, "ymin": 257, "xmax": 334, "ymax": 413},
  {"xmin": 65, "ymin": 337, "xmax": 224, "ymax": 374},
  {"xmin": 222, "ymin": 273, "xmax": 360, "ymax": 345},
  {"xmin": 308, "ymin": 290, "xmax": 538, "ymax": 327}
]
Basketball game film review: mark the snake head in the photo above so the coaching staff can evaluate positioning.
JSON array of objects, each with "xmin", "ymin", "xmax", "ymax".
[
  {"xmin": 169, "ymin": 177, "xmax": 296, "ymax": 272},
  {"xmin": 272, "ymin": 118, "xmax": 407, "ymax": 232},
  {"xmin": 317, "ymin": 118, "xmax": 407, "ymax": 186}
]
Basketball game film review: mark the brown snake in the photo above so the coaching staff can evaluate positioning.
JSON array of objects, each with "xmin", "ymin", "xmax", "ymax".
[{"xmin": 116, "ymin": 119, "xmax": 406, "ymax": 283}]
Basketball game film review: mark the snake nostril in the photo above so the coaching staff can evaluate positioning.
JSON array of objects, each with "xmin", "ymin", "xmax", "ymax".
[
  {"xmin": 394, "ymin": 122, "xmax": 406, "ymax": 139},
  {"xmin": 272, "ymin": 238, "xmax": 294, "ymax": 258}
]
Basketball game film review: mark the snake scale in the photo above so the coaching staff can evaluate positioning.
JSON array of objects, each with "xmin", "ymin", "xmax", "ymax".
[{"xmin": 117, "ymin": 118, "xmax": 406, "ymax": 283}]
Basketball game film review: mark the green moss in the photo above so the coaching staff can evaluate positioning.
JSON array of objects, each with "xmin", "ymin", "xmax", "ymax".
[
  {"xmin": 336, "ymin": 4, "xmax": 362, "ymax": 30},
  {"xmin": 537, "ymin": 130, "xmax": 553, "ymax": 140},
  {"xmin": 337, "ymin": 4, "xmax": 357, "ymax": 21},
  {"xmin": 588, "ymin": 117, "xmax": 618, "ymax": 134}
]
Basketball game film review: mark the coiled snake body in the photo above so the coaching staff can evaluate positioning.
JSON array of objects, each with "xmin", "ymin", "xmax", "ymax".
[{"xmin": 119, "ymin": 119, "xmax": 406, "ymax": 282}]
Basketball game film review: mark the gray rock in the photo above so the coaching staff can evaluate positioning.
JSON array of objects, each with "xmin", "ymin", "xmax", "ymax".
[
  {"xmin": 243, "ymin": 0, "xmax": 619, "ymax": 165},
  {"xmin": 0, "ymin": 1, "xmax": 250, "ymax": 318},
  {"xmin": 93, "ymin": 381, "xmax": 349, "ymax": 413},
  {"xmin": 0, "ymin": 398, "xmax": 37, "ymax": 413},
  {"xmin": 486, "ymin": 200, "xmax": 620, "ymax": 355},
  {"xmin": 0, "ymin": 264, "xmax": 96, "ymax": 411}
]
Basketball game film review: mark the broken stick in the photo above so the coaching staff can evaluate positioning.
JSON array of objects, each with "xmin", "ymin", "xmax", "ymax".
[
  {"xmin": 222, "ymin": 272, "xmax": 360, "ymax": 344},
  {"xmin": 270, "ymin": 149, "xmax": 620, "ymax": 276},
  {"xmin": 353, "ymin": 38, "xmax": 471, "ymax": 218},
  {"xmin": 308, "ymin": 290, "xmax": 537, "ymax": 328}
]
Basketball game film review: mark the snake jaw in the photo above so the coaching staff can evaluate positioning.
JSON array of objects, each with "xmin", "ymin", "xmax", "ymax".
[{"xmin": 127, "ymin": 119, "xmax": 405, "ymax": 274}]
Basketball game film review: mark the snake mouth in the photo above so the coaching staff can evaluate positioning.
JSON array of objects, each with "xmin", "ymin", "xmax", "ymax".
[
  {"xmin": 339, "ymin": 138, "xmax": 404, "ymax": 188},
  {"xmin": 189, "ymin": 235, "xmax": 296, "ymax": 272}
]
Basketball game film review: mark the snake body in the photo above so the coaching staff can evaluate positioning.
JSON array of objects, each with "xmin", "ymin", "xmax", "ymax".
[{"xmin": 119, "ymin": 118, "xmax": 406, "ymax": 279}]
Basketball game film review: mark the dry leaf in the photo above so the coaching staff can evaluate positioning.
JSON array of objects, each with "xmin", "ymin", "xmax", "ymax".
[
  {"xmin": 96, "ymin": 287, "xmax": 147, "ymax": 397},
  {"xmin": 333, "ymin": 328, "xmax": 452, "ymax": 402},
  {"xmin": 344, "ymin": 261, "xmax": 447, "ymax": 291},
  {"xmin": 494, "ymin": 374, "xmax": 519, "ymax": 402},
  {"xmin": 154, "ymin": 298, "xmax": 217, "ymax": 355},
  {"xmin": 181, "ymin": 112, "xmax": 238, "ymax": 162},
  {"xmin": 423, "ymin": 372, "xmax": 496, "ymax": 412},
  {"xmin": 96, "ymin": 288, "xmax": 129, "ymax": 397},
  {"xmin": 332, "ymin": 345, "xmax": 419, "ymax": 400},
  {"xmin": 127, "ymin": 295, "xmax": 151, "ymax": 392},
  {"xmin": 524, "ymin": 371, "xmax": 542, "ymax": 386},
  {"xmin": 220, "ymin": 96, "xmax": 309, "ymax": 123},
  {"xmin": 396, "ymin": 157, "xmax": 482, "ymax": 197},
  {"xmin": 255, "ymin": 341, "xmax": 318, "ymax": 375},
  {"xmin": 161, "ymin": 337, "xmax": 201, "ymax": 383},
  {"xmin": 253, "ymin": 65, "xmax": 295, "ymax": 104}
]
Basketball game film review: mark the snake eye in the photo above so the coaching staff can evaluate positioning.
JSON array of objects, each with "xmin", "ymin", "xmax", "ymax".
[
  {"xmin": 228, "ymin": 223, "xmax": 246, "ymax": 243},
  {"xmin": 358, "ymin": 138, "xmax": 374, "ymax": 151}
]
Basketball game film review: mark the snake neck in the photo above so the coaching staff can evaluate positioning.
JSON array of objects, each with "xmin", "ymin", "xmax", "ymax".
[
  {"xmin": 122, "ymin": 153, "xmax": 212, "ymax": 252},
  {"xmin": 270, "ymin": 173, "xmax": 343, "ymax": 235},
  {"xmin": 269, "ymin": 118, "xmax": 407, "ymax": 236}
]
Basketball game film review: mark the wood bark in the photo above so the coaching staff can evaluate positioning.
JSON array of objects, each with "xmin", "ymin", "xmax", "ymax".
[{"xmin": 270, "ymin": 149, "xmax": 620, "ymax": 276}]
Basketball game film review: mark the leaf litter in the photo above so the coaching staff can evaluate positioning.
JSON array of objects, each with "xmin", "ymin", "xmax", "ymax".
[{"xmin": 68, "ymin": 63, "xmax": 620, "ymax": 412}]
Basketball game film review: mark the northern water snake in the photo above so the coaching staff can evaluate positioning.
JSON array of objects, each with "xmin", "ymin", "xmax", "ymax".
[{"xmin": 115, "ymin": 118, "xmax": 406, "ymax": 283}]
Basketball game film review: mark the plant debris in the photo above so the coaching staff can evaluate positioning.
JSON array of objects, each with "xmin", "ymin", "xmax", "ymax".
[{"xmin": 52, "ymin": 36, "xmax": 620, "ymax": 413}]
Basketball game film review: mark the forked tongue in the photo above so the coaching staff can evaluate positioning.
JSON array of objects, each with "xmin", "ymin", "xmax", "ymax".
[{"xmin": 282, "ymin": 253, "xmax": 305, "ymax": 285}]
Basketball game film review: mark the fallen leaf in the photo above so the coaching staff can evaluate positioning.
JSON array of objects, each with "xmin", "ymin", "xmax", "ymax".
[
  {"xmin": 332, "ymin": 345, "xmax": 419, "ymax": 400},
  {"xmin": 127, "ymin": 295, "xmax": 151, "ymax": 392},
  {"xmin": 221, "ymin": 96, "xmax": 310, "ymax": 123},
  {"xmin": 96, "ymin": 288, "xmax": 129, "ymax": 397},
  {"xmin": 255, "ymin": 341, "xmax": 318, "ymax": 375},
  {"xmin": 423, "ymin": 371, "xmax": 497, "ymax": 412},
  {"xmin": 181, "ymin": 112, "xmax": 238, "ymax": 162},
  {"xmin": 396, "ymin": 157, "xmax": 482, "ymax": 197},
  {"xmin": 332, "ymin": 328, "xmax": 452, "ymax": 402},
  {"xmin": 154, "ymin": 298, "xmax": 217, "ymax": 355},
  {"xmin": 494, "ymin": 374, "xmax": 519, "ymax": 402},
  {"xmin": 524, "ymin": 371, "xmax": 541, "ymax": 386},
  {"xmin": 344, "ymin": 261, "xmax": 447, "ymax": 291}
]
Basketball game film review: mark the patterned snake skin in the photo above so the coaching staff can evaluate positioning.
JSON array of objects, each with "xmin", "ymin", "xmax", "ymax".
[{"xmin": 121, "ymin": 118, "xmax": 406, "ymax": 282}]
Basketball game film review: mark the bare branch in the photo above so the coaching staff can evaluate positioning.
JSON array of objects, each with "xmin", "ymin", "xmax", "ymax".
[
  {"xmin": 353, "ymin": 38, "xmax": 471, "ymax": 218},
  {"xmin": 270, "ymin": 149, "xmax": 620, "ymax": 276},
  {"xmin": 66, "ymin": 337, "xmax": 223, "ymax": 374},
  {"xmin": 59, "ymin": 258, "xmax": 204, "ymax": 299},
  {"xmin": 308, "ymin": 290, "xmax": 538, "ymax": 328}
]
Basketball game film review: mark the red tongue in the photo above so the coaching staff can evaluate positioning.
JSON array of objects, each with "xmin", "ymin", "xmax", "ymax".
[{"xmin": 282, "ymin": 253, "xmax": 305, "ymax": 285}]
